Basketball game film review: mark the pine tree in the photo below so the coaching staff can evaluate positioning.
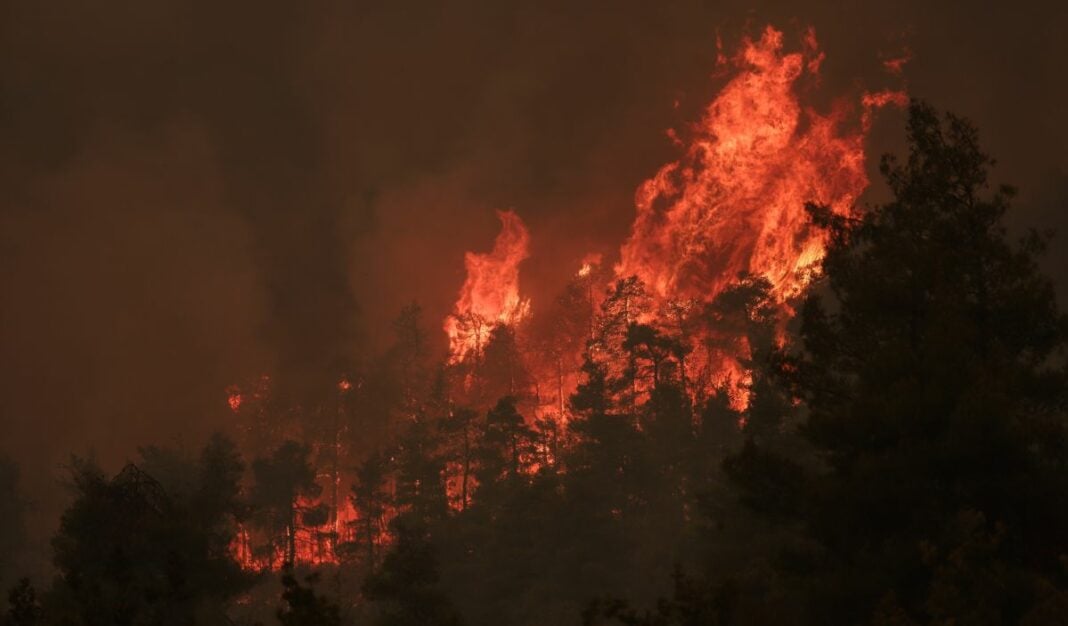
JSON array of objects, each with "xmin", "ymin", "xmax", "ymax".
[
  {"xmin": 590, "ymin": 277, "xmax": 654, "ymax": 412},
  {"xmin": 529, "ymin": 269, "xmax": 599, "ymax": 420},
  {"xmin": 193, "ymin": 433, "xmax": 247, "ymax": 560},
  {"xmin": 349, "ymin": 452, "xmax": 392, "ymax": 570},
  {"xmin": 394, "ymin": 416, "xmax": 448, "ymax": 527},
  {"xmin": 777, "ymin": 101, "xmax": 1068, "ymax": 623},
  {"xmin": 362, "ymin": 522, "xmax": 463, "ymax": 626},
  {"xmin": 440, "ymin": 407, "xmax": 478, "ymax": 512},
  {"xmin": 250, "ymin": 441, "xmax": 321, "ymax": 568},
  {"xmin": 479, "ymin": 326, "xmax": 533, "ymax": 408},
  {"xmin": 476, "ymin": 397, "xmax": 534, "ymax": 494}
]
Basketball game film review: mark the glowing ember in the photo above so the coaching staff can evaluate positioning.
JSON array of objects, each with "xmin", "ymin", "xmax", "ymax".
[
  {"xmin": 882, "ymin": 48, "xmax": 912, "ymax": 75},
  {"xmin": 226, "ymin": 386, "xmax": 242, "ymax": 413},
  {"xmin": 337, "ymin": 377, "xmax": 352, "ymax": 392},
  {"xmin": 444, "ymin": 210, "xmax": 531, "ymax": 361}
]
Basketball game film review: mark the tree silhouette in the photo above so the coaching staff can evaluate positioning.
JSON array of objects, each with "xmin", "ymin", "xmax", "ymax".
[
  {"xmin": 276, "ymin": 569, "xmax": 341, "ymax": 626},
  {"xmin": 441, "ymin": 407, "xmax": 478, "ymax": 512},
  {"xmin": 362, "ymin": 522, "xmax": 463, "ymax": 626},
  {"xmin": 349, "ymin": 452, "xmax": 392, "ymax": 570},
  {"xmin": 475, "ymin": 397, "xmax": 533, "ymax": 495},
  {"xmin": 393, "ymin": 417, "xmax": 448, "ymax": 527},
  {"xmin": 4, "ymin": 579, "xmax": 41, "ymax": 626},
  {"xmin": 774, "ymin": 101, "xmax": 1068, "ymax": 623},
  {"xmin": 48, "ymin": 457, "xmax": 251, "ymax": 625},
  {"xmin": 250, "ymin": 441, "xmax": 321, "ymax": 568}
]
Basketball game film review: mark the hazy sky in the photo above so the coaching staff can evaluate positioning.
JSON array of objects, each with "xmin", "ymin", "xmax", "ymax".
[{"xmin": 2, "ymin": 0, "xmax": 1065, "ymax": 534}]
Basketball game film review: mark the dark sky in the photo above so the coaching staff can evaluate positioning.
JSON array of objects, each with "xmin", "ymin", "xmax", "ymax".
[{"xmin": 1, "ymin": 0, "xmax": 1065, "ymax": 534}]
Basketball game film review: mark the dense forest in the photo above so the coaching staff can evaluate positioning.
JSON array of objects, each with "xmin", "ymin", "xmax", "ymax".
[{"xmin": 2, "ymin": 102, "xmax": 1066, "ymax": 626}]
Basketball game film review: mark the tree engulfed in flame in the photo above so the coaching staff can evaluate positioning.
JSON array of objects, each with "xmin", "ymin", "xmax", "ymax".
[
  {"xmin": 617, "ymin": 25, "xmax": 892, "ymax": 308},
  {"xmin": 444, "ymin": 210, "xmax": 531, "ymax": 361}
]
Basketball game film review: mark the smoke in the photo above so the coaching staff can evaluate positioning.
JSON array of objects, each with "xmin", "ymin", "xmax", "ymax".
[{"xmin": 1, "ymin": 0, "xmax": 1066, "ymax": 554}]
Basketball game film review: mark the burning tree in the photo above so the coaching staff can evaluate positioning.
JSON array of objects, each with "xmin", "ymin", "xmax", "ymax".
[
  {"xmin": 347, "ymin": 452, "xmax": 392, "ymax": 570},
  {"xmin": 443, "ymin": 210, "xmax": 531, "ymax": 364},
  {"xmin": 249, "ymin": 441, "xmax": 322, "ymax": 569}
]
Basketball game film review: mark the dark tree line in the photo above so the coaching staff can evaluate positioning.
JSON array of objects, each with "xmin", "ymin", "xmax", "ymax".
[
  {"xmin": 585, "ymin": 102, "xmax": 1068, "ymax": 625},
  {"xmin": 5, "ymin": 102, "xmax": 1066, "ymax": 626}
]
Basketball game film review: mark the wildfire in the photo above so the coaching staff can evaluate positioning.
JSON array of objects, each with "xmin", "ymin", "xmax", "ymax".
[
  {"xmin": 444, "ymin": 210, "xmax": 531, "ymax": 361},
  {"xmin": 223, "ymin": 23, "xmax": 904, "ymax": 573}
]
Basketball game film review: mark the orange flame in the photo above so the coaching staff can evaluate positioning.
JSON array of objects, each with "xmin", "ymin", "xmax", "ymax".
[
  {"xmin": 618, "ymin": 25, "xmax": 898, "ymax": 308},
  {"xmin": 881, "ymin": 47, "xmax": 912, "ymax": 76},
  {"xmin": 229, "ymin": 496, "xmax": 369, "ymax": 571},
  {"xmin": 444, "ymin": 210, "xmax": 531, "ymax": 361},
  {"xmin": 613, "ymin": 26, "xmax": 903, "ymax": 407},
  {"xmin": 577, "ymin": 252, "xmax": 602, "ymax": 278}
]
